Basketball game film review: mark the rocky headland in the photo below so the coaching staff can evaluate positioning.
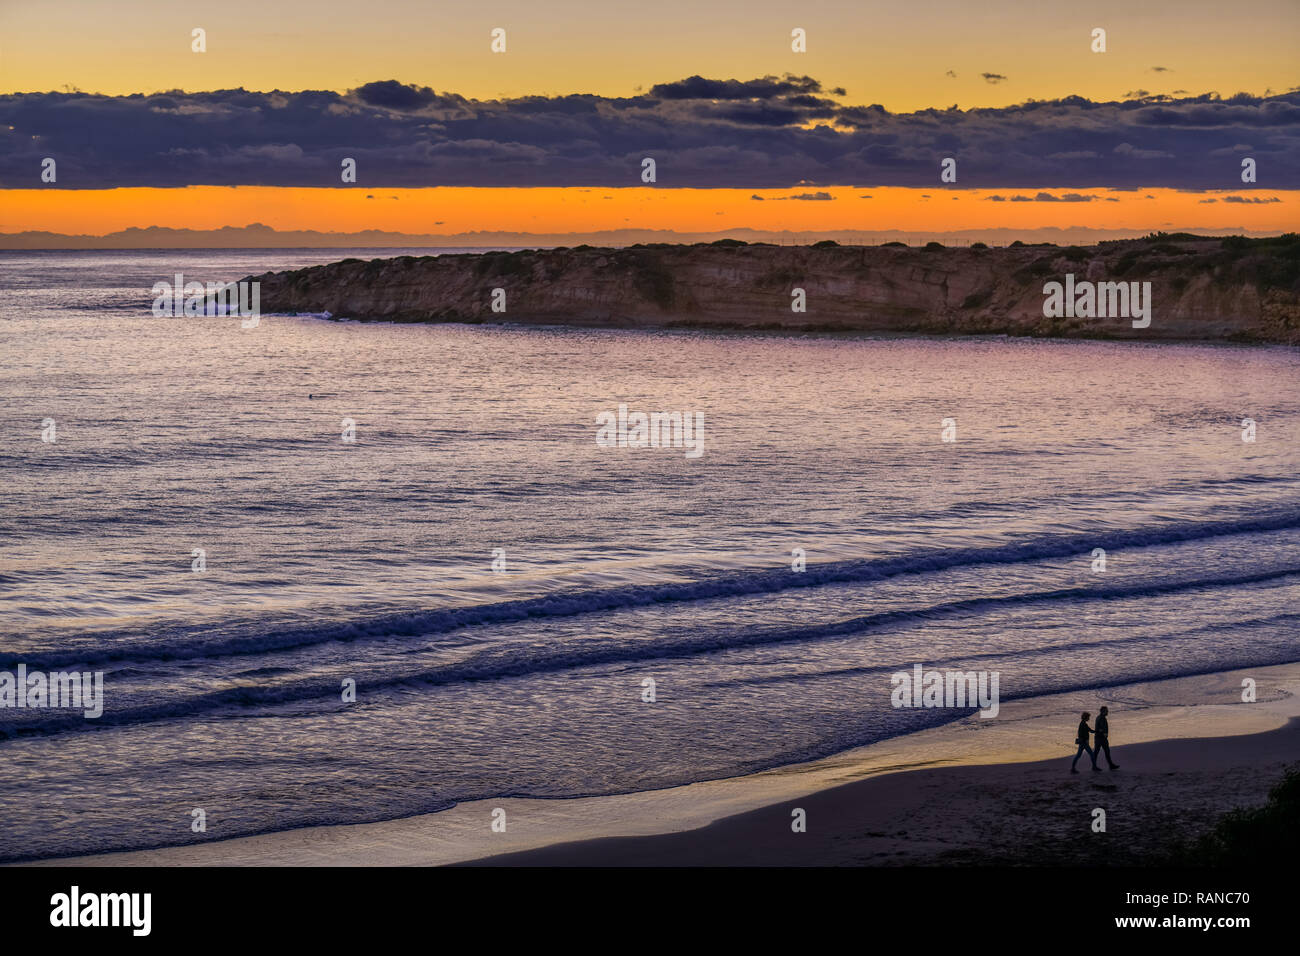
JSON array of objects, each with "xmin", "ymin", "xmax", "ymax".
[{"xmin": 245, "ymin": 234, "xmax": 1300, "ymax": 343}]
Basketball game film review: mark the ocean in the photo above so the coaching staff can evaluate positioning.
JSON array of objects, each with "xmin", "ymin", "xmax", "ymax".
[{"xmin": 1, "ymin": 248, "xmax": 1298, "ymax": 862}]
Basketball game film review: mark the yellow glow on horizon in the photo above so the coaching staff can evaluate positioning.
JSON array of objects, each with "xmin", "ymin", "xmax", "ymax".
[{"xmin": 1, "ymin": 186, "xmax": 1292, "ymax": 238}]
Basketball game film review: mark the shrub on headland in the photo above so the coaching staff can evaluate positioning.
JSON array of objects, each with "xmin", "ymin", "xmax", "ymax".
[{"xmin": 1176, "ymin": 765, "xmax": 1300, "ymax": 865}]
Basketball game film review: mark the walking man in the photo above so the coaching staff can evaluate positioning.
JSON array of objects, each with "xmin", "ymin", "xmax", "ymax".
[{"xmin": 1094, "ymin": 706, "xmax": 1120, "ymax": 770}]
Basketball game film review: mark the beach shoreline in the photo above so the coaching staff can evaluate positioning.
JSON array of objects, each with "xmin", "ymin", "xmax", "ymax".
[
  {"xmin": 23, "ymin": 661, "xmax": 1300, "ymax": 867},
  {"xmin": 474, "ymin": 717, "xmax": 1300, "ymax": 867}
]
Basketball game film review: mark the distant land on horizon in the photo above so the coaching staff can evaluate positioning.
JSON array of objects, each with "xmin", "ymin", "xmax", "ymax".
[{"xmin": 0, "ymin": 222, "xmax": 1288, "ymax": 251}]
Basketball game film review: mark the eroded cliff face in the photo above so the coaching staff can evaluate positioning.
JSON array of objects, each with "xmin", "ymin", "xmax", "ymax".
[{"xmin": 245, "ymin": 236, "xmax": 1300, "ymax": 343}]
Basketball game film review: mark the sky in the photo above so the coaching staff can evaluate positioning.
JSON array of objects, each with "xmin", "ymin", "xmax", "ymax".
[{"xmin": 0, "ymin": 0, "xmax": 1296, "ymax": 242}]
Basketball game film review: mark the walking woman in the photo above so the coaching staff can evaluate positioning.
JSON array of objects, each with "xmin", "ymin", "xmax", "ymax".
[{"xmin": 1071, "ymin": 711, "xmax": 1100, "ymax": 773}]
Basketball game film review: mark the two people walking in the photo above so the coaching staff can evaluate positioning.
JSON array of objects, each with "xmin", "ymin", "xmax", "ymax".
[{"xmin": 1071, "ymin": 706, "xmax": 1120, "ymax": 773}]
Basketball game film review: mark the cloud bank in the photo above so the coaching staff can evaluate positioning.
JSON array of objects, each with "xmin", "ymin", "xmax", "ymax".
[{"xmin": 2, "ymin": 76, "xmax": 1296, "ymax": 189}]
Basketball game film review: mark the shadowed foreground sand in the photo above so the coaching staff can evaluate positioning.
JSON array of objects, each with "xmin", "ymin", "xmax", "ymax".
[{"xmin": 469, "ymin": 719, "xmax": 1300, "ymax": 866}]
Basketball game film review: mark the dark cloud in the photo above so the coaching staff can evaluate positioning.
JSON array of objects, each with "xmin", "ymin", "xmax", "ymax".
[
  {"xmin": 1221, "ymin": 195, "xmax": 1282, "ymax": 203},
  {"xmin": 992, "ymin": 193, "xmax": 1094, "ymax": 202},
  {"xmin": 751, "ymin": 191, "xmax": 835, "ymax": 201},
  {"xmin": 648, "ymin": 75, "xmax": 838, "ymax": 100},
  {"xmin": 2, "ymin": 79, "xmax": 1297, "ymax": 189},
  {"xmin": 696, "ymin": 102, "xmax": 831, "ymax": 126},
  {"xmin": 1135, "ymin": 100, "xmax": 1300, "ymax": 126},
  {"xmin": 982, "ymin": 73, "xmax": 1008, "ymax": 84},
  {"xmin": 1113, "ymin": 142, "xmax": 1174, "ymax": 159},
  {"xmin": 354, "ymin": 80, "xmax": 441, "ymax": 110}
]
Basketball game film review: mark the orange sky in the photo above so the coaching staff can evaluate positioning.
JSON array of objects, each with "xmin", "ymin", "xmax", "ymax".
[
  {"xmin": 3, "ymin": 1, "xmax": 1295, "ymax": 240},
  {"xmin": 2, "ymin": 186, "xmax": 1292, "ymax": 238},
  {"xmin": 3, "ymin": 0, "xmax": 1297, "ymax": 113}
]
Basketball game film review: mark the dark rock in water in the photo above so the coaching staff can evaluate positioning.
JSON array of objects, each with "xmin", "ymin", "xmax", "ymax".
[{"xmin": 243, "ymin": 236, "xmax": 1300, "ymax": 344}]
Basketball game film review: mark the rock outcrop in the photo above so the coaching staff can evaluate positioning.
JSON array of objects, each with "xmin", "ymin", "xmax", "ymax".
[{"xmin": 244, "ymin": 235, "xmax": 1300, "ymax": 344}]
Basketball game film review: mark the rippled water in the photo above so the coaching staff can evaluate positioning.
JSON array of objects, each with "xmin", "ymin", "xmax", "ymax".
[{"xmin": 1, "ymin": 249, "xmax": 1298, "ymax": 861}]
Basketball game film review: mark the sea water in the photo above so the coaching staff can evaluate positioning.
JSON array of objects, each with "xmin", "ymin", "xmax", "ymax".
[{"xmin": 1, "ymin": 248, "xmax": 1297, "ymax": 860}]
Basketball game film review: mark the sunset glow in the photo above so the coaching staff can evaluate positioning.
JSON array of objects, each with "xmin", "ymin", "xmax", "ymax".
[{"xmin": 3, "ymin": 186, "xmax": 1294, "ymax": 240}]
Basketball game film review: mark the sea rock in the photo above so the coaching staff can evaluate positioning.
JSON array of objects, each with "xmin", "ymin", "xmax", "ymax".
[{"xmin": 242, "ymin": 236, "xmax": 1300, "ymax": 344}]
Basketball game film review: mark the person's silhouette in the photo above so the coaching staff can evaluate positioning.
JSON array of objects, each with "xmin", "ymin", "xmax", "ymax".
[
  {"xmin": 1071, "ymin": 711, "xmax": 1100, "ymax": 773},
  {"xmin": 1094, "ymin": 706, "xmax": 1119, "ymax": 770}
]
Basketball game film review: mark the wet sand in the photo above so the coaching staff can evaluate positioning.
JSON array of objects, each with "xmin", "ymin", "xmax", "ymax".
[
  {"xmin": 472, "ymin": 717, "xmax": 1299, "ymax": 866},
  {"xmin": 27, "ymin": 662, "xmax": 1300, "ymax": 867}
]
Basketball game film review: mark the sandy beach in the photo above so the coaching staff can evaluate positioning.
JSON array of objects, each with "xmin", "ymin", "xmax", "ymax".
[
  {"xmin": 27, "ymin": 661, "xmax": 1299, "ymax": 867},
  {"xmin": 475, "ymin": 716, "xmax": 1299, "ymax": 867}
]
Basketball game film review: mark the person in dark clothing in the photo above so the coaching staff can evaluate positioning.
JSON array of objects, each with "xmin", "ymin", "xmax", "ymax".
[
  {"xmin": 1094, "ymin": 706, "xmax": 1120, "ymax": 769},
  {"xmin": 1072, "ymin": 711, "xmax": 1100, "ymax": 772}
]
